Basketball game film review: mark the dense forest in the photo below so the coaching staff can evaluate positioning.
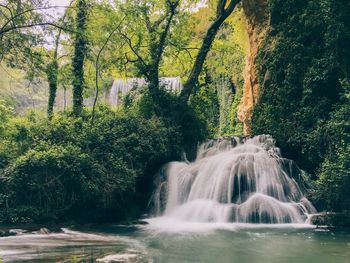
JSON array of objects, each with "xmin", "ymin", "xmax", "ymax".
[{"xmin": 0, "ymin": 0, "xmax": 349, "ymax": 228}]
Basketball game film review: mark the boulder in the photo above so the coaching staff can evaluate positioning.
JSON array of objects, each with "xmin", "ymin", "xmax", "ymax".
[{"xmin": 96, "ymin": 253, "xmax": 139, "ymax": 263}]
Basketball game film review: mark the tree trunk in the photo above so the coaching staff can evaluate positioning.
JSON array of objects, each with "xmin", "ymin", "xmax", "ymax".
[
  {"xmin": 180, "ymin": 0, "xmax": 240, "ymax": 102},
  {"xmin": 148, "ymin": 66, "xmax": 160, "ymax": 100},
  {"xmin": 46, "ymin": 60, "xmax": 58, "ymax": 119},
  {"xmin": 63, "ymin": 84, "xmax": 67, "ymax": 111},
  {"xmin": 72, "ymin": 0, "xmax": 88, "ymax": 116}
]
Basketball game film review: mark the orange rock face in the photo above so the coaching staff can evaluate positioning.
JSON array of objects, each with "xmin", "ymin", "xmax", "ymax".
[{"xmin": 238, "ymin": 0, "xmax": 269, "ymax": 135}]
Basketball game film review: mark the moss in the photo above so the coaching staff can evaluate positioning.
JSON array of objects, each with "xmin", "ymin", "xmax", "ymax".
[{"xmin": 251, "ymin": 0, "xmax": 350, "ymax": 218}]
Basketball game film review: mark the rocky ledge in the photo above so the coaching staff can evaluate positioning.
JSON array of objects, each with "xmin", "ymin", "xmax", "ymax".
[{"xmin": 310, "ymin": 212, "xmax": 350, "ymax": 228}]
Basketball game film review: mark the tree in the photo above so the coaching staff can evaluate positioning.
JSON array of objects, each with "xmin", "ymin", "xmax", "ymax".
[
  {"xmin": 0, "ymin": 1, "xmax": 45, "ymax": 73},
  {"xmin": 72, "ymin": 0, "xmax": 88, "ymax": 116},
  {"xmin": 0, "ymin": 2, "xmax": 74, "ymax": 65},
  {"xmin": 0, "ymin": 2, "xmax": 75, "ymax": 117},
  {"xmin": 117, "ymin": 0, "xmax": 181, "ymax": 101},
  {"xmin": 46, "ymin": 2, "xmax": 72, "ymax": 119},
  {"xmin": 117, "ymin": 0, "xmax": 240, "ymax": 105},
  {"xmin": 91, "ymin": 16, "xmax": 125, "ymax": 123},
  {"xmin": 180, "ymin": 0, "xmax": 240, "ymax": 101}
]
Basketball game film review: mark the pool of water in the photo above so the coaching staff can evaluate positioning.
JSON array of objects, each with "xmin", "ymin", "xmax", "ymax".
[{"xmin": 1, "ymin": 219, "xmax": 350, "ymax": 263}]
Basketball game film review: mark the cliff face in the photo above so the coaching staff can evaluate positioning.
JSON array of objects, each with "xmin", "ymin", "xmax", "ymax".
[{"xmin": 237, "ymin": 0, "xmax": 269, "ymax": 135}]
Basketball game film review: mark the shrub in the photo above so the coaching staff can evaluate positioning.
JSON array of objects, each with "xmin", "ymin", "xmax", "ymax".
[
  {"xmin": 312, "ymin": 142, "xmax": 350, "ymax": 212},
  {"xmin": 0, "ymin": 103, "xmax": 191, "ymax": 223}
]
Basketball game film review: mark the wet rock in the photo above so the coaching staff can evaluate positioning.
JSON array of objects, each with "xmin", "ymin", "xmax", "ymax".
[
  {"xmin": 0, "ymin": 230, "xmax": 11, "ymax": 237},
  {"xmin": 96, "ymin": 253, "xmax": 139, "ymax": 263},
  {"xmin": 137, "ymin": 220, "xmax": 149, "ymax": 225},
  {"xmin": 0, "ymin": 228, "xmax": 31, "ymax": 237},
  {"xmin": 39, "ymin": 227, "xmax": 50, "ymax": 234},
  {"xmin": 8, "ymin": 229, "xmax": 27, "ymax": 236},
  {"xmin": 310, "ymin": 212, "xmax": 350, "ymax": 228}
]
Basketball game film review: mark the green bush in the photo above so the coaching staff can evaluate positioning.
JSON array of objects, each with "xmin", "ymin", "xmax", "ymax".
[
  {"xmin": 127, "ymin": 88, "xmax": 207, "ymax": 158},
  {"xmin": 312, "ymin": 142, "xmax": 350, "ymax": 212},
  {"xmin": 0, "ymin": 102, "xmax": 193, "ymax": 223},
  {"xmin": 311, "ymin": 90, "xmax": 350, "ymax": 212},
  {"xmin": 252, "ymin": 0, "xmax": 350, "ymax": 172},
  {"xmin": 4, "ymin": 143, "xmax": 114, "ymax": 222},
  {"xmin": 251, "ymin": 0, "xmax": 350, "ymax": 219}
]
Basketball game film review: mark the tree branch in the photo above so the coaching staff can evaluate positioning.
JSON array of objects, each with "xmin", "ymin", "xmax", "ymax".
[
  {"xmin": 118, "ymin": 31, "xmax": 149, "ymax": 78},
  {"xmin": 180, "ymin": 0, "xmax": 240, "ymax": 101},
  {"xmin": 92, "ymin": 16, "xmax": 126, "ymax": 123},
  {"xmin": 0, "ymin": 22, "xmax": 76, "ymax": 36},
  {"xmin": 0, "ymin": 5, "xmax": 76, "ymax": 32}
]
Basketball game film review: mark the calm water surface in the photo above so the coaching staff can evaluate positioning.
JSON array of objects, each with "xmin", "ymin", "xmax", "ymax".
[{"xmin": 0, "ymin": 220, "xmax": 350, "ymax": 263}]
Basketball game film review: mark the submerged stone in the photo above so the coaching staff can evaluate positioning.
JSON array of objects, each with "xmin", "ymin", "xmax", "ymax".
[{"xmin": 96, "ymin": 253, "xmax": 139, "ymax": 263}]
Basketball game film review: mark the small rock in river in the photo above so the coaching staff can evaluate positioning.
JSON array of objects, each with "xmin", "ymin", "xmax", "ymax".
[
  {"xmin": 8, "ymin": 229, "xmax": 27, "ymax": 236},
  {"xmin": 39, "ymin": 227, "xmax": 50, "ymax": 234},
  {"xmin": 96, "ymin": 253, "xmax": 139, "ymax": 263}
]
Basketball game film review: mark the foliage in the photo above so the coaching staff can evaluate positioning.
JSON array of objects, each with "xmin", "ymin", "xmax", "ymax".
[
  {"xmin": 252, "ymin": 0, "xmax": 350, "ymax": 172},
  {"xmin": 311, "ymin": 87, "xmax": 350, "ymax": 212},
  {"xmin": 312, "ymin": 142, "xmax": 350, "ymax": 213},
  {"xmin": 189, "ymin": 5, "xmax": 247, "ymax": 137},
  {"xmin": 0, "ymin": 1, "xmax": 44, "ymax": 69},
  {"xmin": 190, "ymin": 83, "xmax": 220, "ymax": 137},
  {"xmin": 251, "ymin": 0, "xmax": 350, "ymax": 219},
  {"xmin": 72, "ymin": 0, "xmax": 89, "ymax": 116},
  {"xmin": 127, "ymin": 88, "xmax": 207, "ymax": 155},
  {"xmin": 0, "ymin": 104, "xmax": 192, "ymax": 223}
]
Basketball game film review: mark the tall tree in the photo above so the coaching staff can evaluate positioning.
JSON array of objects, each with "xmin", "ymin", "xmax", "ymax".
[
  {"xmin": 46, "ymin": 52, "xmax": 59, "ymax": 119},
  {"xmin": 180, "ymin": 0, "xmax": 240, "ymax": 101},
  {"xmin": 91, "ymin": 16, "xmax": 125, "ymax": 123},
  {"xmin": 118, "ymin": 0, "xmax": 181, "ymax": 101},
  {"xmin": 118, "ymin": 0, "xmax": 240, "ymax": 104},
  {"xmin": 72, "ymin": 0, "xmax": 88, "ymax": 116},
  {"xmin": 46, "ymin": 2, "xmax": 72, "ymax": 119}
]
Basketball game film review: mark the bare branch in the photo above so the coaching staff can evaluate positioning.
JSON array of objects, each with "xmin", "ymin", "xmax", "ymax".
[
  {"xmin": 92, "ymin": 16, "xmax": 126, "ymax": 123},
  {"xmin": 153, "ymin": 0, "xmax": 180, "ymax": 68},
  {"xmin": 0, "ymin": 22, "xmax": 76, "ymax": 36},
  {"xmin": 118, "ymin": 31, "xmax": 149, "ymax": 76},
  {"xmin": 0, "ymin": 5, "xmax": 76, "ymax": 32}
]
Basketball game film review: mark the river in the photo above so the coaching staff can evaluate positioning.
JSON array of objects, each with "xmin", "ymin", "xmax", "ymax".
[{"xmin": 0, "ymin": 222, "xmax": 350, "ymax": 262}]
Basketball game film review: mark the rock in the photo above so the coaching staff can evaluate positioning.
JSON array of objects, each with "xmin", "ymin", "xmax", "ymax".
[
  {"xmin": 238, "ymin": 0, "xmax": 269, "ymax": 135},
  {"xmin": 310, "ymin": 212, "xmax": 350, "ymax": 228},
  {"xmin": 8, "ymin": 229, "xmax": 27, "ymax": 236},
  {"xmin": 0, "ymin": 228, "xmax": 28, "ymax": 237},
  {"xmin": 96, "ymin": 253, "xmax": 139, "ymax": 263},
  {"xmin": 137, "ymin": 220, "xmax": 149, "ymax": 225},
  {"xmin": 140, "ymin": 214, "xmax": 149, "ymax": 219},
  {"xmin": 0, "ymin": 230, "xmax": 8, "ymax": 237},
  {"xmin": 39, "ymin": 227, "xmax": 51, "ymax": 234}
]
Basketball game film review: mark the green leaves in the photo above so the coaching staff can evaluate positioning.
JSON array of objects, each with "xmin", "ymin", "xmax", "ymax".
[
  {"xmin": 312, "ymin": 142, "xmax": 350, "ymax": 212},
  {"xmin": 0, "ymin": 103, "xmax": 189, "ymax": 223},
  {"xmin": 252, "ymin": 0, "xmax": 350, "ymax": 218},
  {"xmin": 252, "ymin": 0, "xmax": 350, "ymax": 171}
]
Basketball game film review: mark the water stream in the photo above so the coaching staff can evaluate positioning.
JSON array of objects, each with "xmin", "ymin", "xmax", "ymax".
[
  {"xmin": 1, "ymin": 225, "xmax": 350, "ymax": 262},
  {"xmin": 150, "ymin": 135, "xmax": 316, "ymax": 225},
  {"xmin": 109, "ymin": 77, "xmax": 182, "ymax": 106}
]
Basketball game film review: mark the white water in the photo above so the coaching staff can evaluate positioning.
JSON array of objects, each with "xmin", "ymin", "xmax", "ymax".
[
  {"xmin": 150, "ymin": 135, "xmax": 316, "ymax": 226},
  {"xmin": 109, "ymin": 77, "xmax": 182, "ymax": 106}
]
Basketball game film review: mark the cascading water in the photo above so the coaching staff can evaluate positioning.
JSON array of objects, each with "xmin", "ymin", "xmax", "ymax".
[
  {"xmin": 151, "ymin": 135, "xmax": 316, "ymax": 224},
  {"xmin": 109, "ymin": 77, "xmax": 183, "ymax": 106}
]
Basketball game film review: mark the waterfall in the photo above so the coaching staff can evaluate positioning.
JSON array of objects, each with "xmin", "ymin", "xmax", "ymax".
[
  {"xmin": 109, "ymin": 77, "xmax": 182, "ymax": 106},
  {"xmin": 151, "ymin": 135, "xmax": 316, "ymax": 224}
]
